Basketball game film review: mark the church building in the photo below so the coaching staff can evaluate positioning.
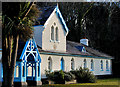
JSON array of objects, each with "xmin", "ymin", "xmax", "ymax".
[
  {"xmin": 1, "ymin": 4, "xmax": 113, "ymax": 86},
  {"xmin": 34, "ymin": 4, "xmax": 113, "ymax": 79}
]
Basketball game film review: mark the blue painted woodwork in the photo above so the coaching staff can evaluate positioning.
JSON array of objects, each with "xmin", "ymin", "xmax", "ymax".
[
  {"xmin": 55, "ymin": 5, "xmax": 69, "ymax": 34},
  {"xmin": 61, "ymin": 58, "xmax": 64, "ymax": 71},
  {"xmin": 13, "ymin": 39, "xmax": 41, "ymax": 83}
]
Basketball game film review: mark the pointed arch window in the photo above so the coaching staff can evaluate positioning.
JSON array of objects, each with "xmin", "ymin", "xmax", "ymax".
[
  {"xmin": 91, "ymin": 59, "xmax": 94, "ymax": 71},
  {"xmin": 101, "ymin": 60, "xmax": 103, "ymax": 71},
  {"xmin": 71, "ymin": 58, "xmax": 75, "ymax": 70},
  {"xmin": 106, "ymin": 60, "xmax": 109, "ymax": 71},
  {"xmin": 55, "ymin": 27, "xmax": 58, "ymax": 41},
  {"xmin": 48, "ymin": 57, "xmax": 52, "ymax": 71},
  {"xmin": 51, "ymin": 26, "xmax": 54, "ymax": 40},
  {"xmin": 84, "ymin": 59, "xmax": 87, "ymax": 68},
  {"xmin": 61, "ymin": 58, "xmax": 64, "ymax": 71}
]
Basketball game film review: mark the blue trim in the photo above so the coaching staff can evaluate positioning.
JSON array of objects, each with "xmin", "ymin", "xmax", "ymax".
[
  {"xmin": 56, "ymin": 5, "xmax": 69, "ymax": 33},
  {"xmin": 40, "ymin": 52, "xmax": 113, "ymax": 59},
  {"xmin": 33, "ymin": 25, "xmax": 44, "ymax": 27},
  {"xmin": 19, "ymin": 41, "xmax": 29, "ymax": 60}
]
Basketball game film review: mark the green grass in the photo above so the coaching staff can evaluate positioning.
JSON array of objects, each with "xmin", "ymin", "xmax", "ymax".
[{"xmin": 41, "ymin": 78, "xmax": 120, "ymax": 87}]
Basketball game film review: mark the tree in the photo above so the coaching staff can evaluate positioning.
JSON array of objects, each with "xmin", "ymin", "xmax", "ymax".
[{"xmin": 2, "ymin": 2, "xmax": 39, "ymax": 87}]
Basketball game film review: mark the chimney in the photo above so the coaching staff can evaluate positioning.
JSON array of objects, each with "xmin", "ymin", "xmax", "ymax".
[{"xmin": 80, "ymin": 38, "xmax": 89, "ymax": 46}]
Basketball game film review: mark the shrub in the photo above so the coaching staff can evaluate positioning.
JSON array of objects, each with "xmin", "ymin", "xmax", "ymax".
[
  {"xmin": 45, "ymin": 70, "xmax": 75, "ymax": 83},
  {"xmin": 64, "ymin": 72, "xmax": 75, "ymax": 81},
  {"xmin": 70, "ymin": 67, "xmax": 97, "ymax": 83}
]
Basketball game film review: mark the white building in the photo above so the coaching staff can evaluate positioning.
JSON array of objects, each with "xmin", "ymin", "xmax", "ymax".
[{"xmin": 34, "ymin": 4, "xmax": 113, "ymax": 79}]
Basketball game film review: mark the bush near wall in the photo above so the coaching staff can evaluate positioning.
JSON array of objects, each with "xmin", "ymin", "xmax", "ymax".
[
  {"xmin": 45, "ymin": 70, "xmax": 75, "ymax": 84},
  {"xmin": 70, "ymin": 67, "xmax": 97, "ymax": 83}
]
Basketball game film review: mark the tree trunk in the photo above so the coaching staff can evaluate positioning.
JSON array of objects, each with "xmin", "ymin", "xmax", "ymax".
[
  {"xmin": 2, "ymin": 35, "xmax": 19, "ymax": 87},
  {"xmin": 8, "ymin": 35, "xmax": 19, "ymax": 87}
]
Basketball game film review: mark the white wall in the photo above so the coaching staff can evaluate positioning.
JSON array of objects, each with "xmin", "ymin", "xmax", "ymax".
[
  {"xmin": 40, "ymin": 53, "xmax": 112, "ymax": 78},
  {"xmin": 42, "ymin": 9, "xmax": 67, "ymax": 52}
]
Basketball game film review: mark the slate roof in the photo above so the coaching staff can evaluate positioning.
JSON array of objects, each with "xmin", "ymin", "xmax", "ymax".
[
  {"xmin": 38, "ymin": 40, "xmax": 113, "ymax": 59},
  {"xmin": 36, "ymin": 5, "xmax": 56, "ymax": 25},
  {"xmin": 17, "ymin": 39, "xmax": 26, "ymax": 60}
]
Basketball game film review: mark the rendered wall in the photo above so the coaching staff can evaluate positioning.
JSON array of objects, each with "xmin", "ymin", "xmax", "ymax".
[
  {"xmin": 40, "ymin": 53, "xmax": 112, "ymax": 78},
  {"xmin": 42, "ymin": 9, "xmax": 67, "ymax": 52}
]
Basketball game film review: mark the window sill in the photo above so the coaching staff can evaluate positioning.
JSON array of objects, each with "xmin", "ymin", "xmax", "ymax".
[{"xmin": 50, "ymin": 40, "xmax": 60, "ymax": 43}]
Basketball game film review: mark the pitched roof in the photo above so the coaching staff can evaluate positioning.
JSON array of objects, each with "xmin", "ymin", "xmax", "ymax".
[
  {"xmin": 35, "ymin": 4, "xmax": 69, "ymax": 34},
  {"xmin": 66, "ymin": 41, "xmax": 113, "ymax": 59},
  {"xmin": 38, "ymin": 40, "xmax": 113, "ymax": 59},
  {"xmin": 17, "ymin": 39, "xmax": 26, "ymax": 60},
  {"xmin": 36, "ymin": 5, "xmax": 56, "ymax": 25}
]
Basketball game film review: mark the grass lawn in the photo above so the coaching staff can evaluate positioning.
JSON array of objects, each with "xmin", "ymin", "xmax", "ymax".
[{"xmin": 42, "ymin": 78, "xmax": 120, "ymax": 87}]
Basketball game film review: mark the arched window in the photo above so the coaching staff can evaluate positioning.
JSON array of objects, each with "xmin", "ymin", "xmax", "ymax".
[
  {"xmin": 48, "ymin": 57, "xmax": 52, "ymax": 71},
  {"xmin": 71, "ymin": 58, "xmax": 75, "ymax": 70},
  {"xmin": 84, "ymin": 59, "xmax": 87, "ymax": 68},
  {"xmin": 101, "ymin": 60, "xmax": 103, "ymax": 71},
  {"xmin": 106, "ymin": 60, "xmax": 109, "ymax": 71},
  {"xmin": 61, "ymin": 58, "xmax": 64, "ymax": 71},
  {"xmin": 51, "ymin": 26, "xmax": 54, "ymax": 40},
  {"xmin": 91, "ymin": 59, "xmax": 94, "ymax": 71},
  {"xmin": 55, "ymin": 27, "xmax": 58, "ymax": 41}
]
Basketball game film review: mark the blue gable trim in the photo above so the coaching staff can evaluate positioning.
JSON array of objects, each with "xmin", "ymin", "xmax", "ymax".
[
  {"xmin": 33, "ymin": 25, "xmax": 44, "ymax": 27},
  {"xmin": 19, "ymin": 39, "xmax": 41, "ymax": 63},
  {"xmin": 40, "ymin": 52, "xmax": 113, "ymax": 59},
  {"xmin": 55, "ymin": 5, "xmax": 69, "ymax": 34}
]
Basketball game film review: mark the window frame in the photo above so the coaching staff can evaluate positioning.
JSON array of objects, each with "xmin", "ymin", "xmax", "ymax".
[
  {"xmin": 51, "ymin": 26, "xmax": 54, "ymax": 41},
  {"xmin": 100, "ymin": 60, "xmax": 103, "ymax": 71},
  {"xmin": 71, "ymin": 58, "xmax": 75, "ymax": 70},
  {"xmin": 48, "ymin": 57, "xmax": 52, "ymax": 71},
  {"xmin": 91, "ymin": 59, "xmax": 94, "ymax": 71}
]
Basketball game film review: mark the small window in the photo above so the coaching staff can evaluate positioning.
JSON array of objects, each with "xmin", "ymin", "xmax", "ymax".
[
  {"xmin": 101, "ymin": 60, "xmax": 103, "ymax": 71},
  {"xmin": 106, "ymin": 60, "xmax": 109, "ymax": 71},
  {"xmin": 61, "ymin": 58, "xmax": 64, "ymax": 71},
  {"xmin": 16, "ymin": 66, "xmax": 19, "ymax": 77},
  {"xmin": 84, "ymin": 59, "xmax": 87, "ymax": 68},
  {"xmin": 48, "ymin": 57, "xmax": 52, "ymax": 71},
  {"xmin": 71, "ymin": 58, "xmax": 74, "ymax": 70},
  {"xmin": 51, "ymin": 26, "xmax": 54, "ymax": 40},
  {"xmin": 56, "ymin": 27, "xmax": 58, "ymax": 41},
  {"xmin": 91, "ymin": 59, "xmax": 94, "ymax": 71}
]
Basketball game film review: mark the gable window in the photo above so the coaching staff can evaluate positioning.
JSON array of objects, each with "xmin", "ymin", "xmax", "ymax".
[
  {"xmin": 55, "ymin": 27, "xmax": 58, "ymax": 41},
  {"xmin": 51, "ymin": 26, "xmax": 54, "ymax": 41},
  {"xmin": 48, "ymin": 57, "xmax": 52, "ymax": 71},
  {"xmin": 106, "ymin": 60, "xmax": 109, "ymax": 71},
  {"xmin": 91, "ymin": 59, "xmax": 94, "ymax": 71},
  {"xmin": 71, "ymin": 58, "xmax": 75, "ymax": 70},
  {"xmin": 101, "ymin": 60, "xmax": 103, "ymax": 71},
  {"xmin": 61, "ymin": 58, "xmax": 64, "ymax": 71},
  {"xmin": 84, "ymin": 59, "xmax": 87, "ymax": 68}
]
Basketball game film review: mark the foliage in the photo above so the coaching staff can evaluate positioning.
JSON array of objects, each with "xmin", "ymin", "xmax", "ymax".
[
  {"xmin": 37, "ymin": 2, "xmax": 120, "ymax": 76},
  {"xmin": 2, "ymin": 2, "xmax": 40, "ymax": 87},
  {"xmin": 45, "ymin": 70, "xmax": 75, "ymax": 83},
  {"xmin": 71, "ymin": 67, "xmax": 96, "ymax": 83}
]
